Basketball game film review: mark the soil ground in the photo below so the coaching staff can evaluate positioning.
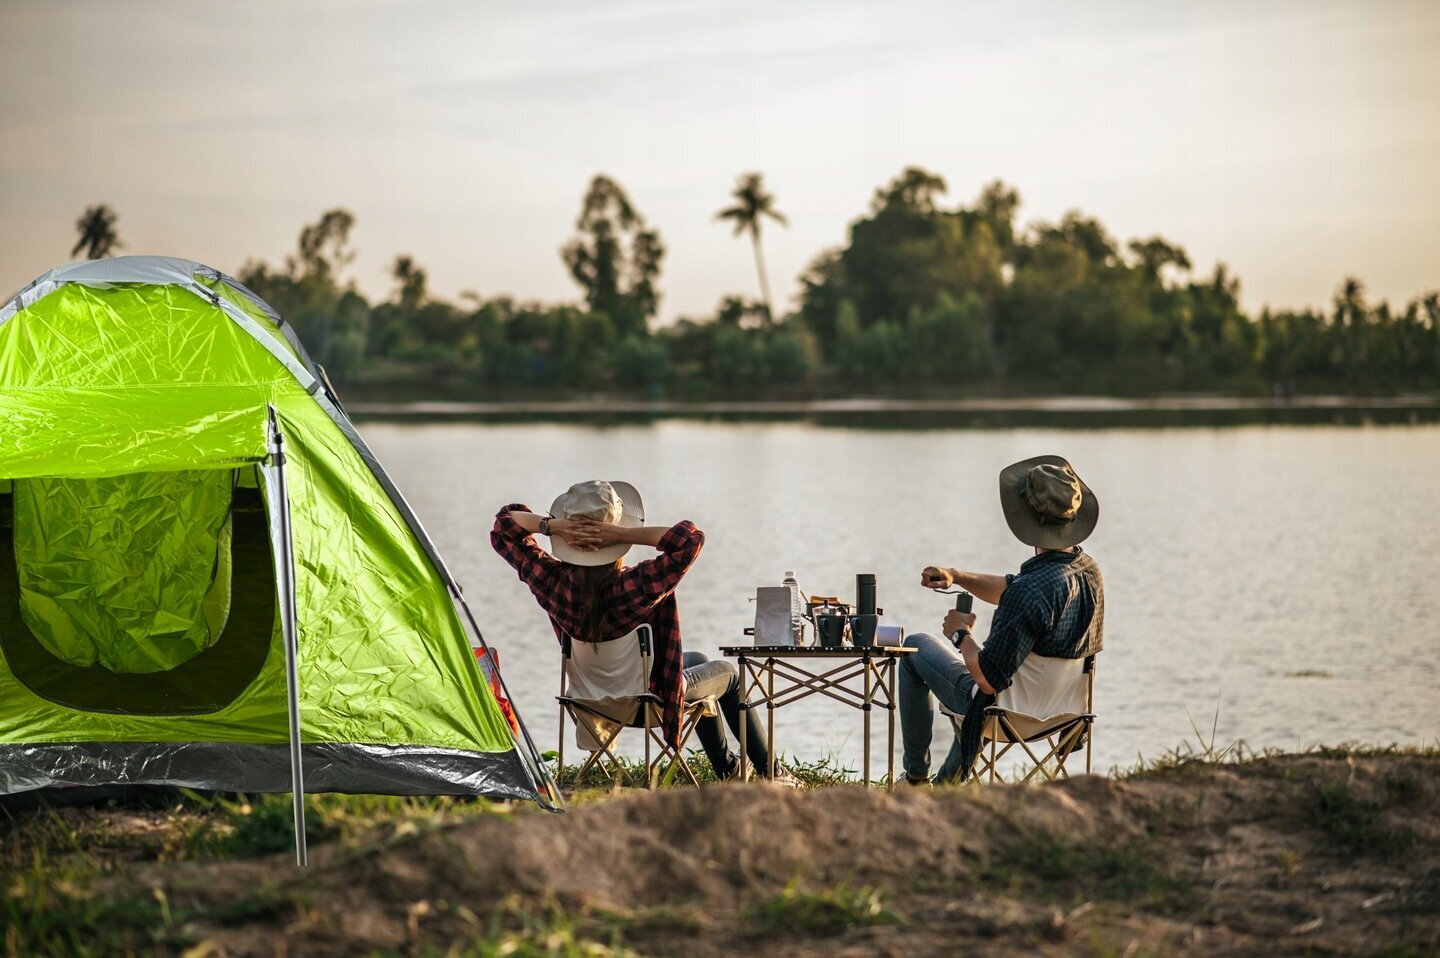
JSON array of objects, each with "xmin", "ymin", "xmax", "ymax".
[{"xmin": 3, "ymin": 751, "xmax": 1437, "ymax": 957}]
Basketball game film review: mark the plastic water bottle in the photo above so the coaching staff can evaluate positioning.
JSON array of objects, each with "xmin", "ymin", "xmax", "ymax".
[{"xmin": 782, "ymin": 571, "xmax": 804, "ymax": 645}]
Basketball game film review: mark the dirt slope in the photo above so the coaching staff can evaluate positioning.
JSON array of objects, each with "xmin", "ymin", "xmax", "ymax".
[{"xmin": 9, "ymin": 752, "xmax": 1439, "ymax": 956}]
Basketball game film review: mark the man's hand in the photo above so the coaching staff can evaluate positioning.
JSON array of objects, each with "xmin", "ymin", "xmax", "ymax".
[
  {"xmin": 921, "ymin": 566, "xmax": 954, "ymax": 590},
  {"xmin": 943, "ymin": 609, "xmax": 977, "ymax": 639}
]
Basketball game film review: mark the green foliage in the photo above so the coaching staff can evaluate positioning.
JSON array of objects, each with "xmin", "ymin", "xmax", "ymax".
[
  {"xmin": 239, "ymin": 208, "xmax": 368, "ymax": 378},
  {"xmin": 227, "ymin": 168, "xmax": 1439, "ymax": 399},
  {"xmin": 746, "ymin": 881, "xmax": 900, "ymax": 936},
  {"xmin": 561, "ymin": 175, "xmax": 664, "ymax": 339}
]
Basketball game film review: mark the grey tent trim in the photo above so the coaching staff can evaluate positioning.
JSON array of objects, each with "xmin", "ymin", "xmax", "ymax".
[
  {"xmin": 0, "ymin": 280, "xmax": 62, "ymax": 329},
  {"xmin": 0, "ymin": 742, "xmax": 537, "ymax": 798},
  {"xmin": 0, "ymin": 257, "xmax": 315, "ymax": 370}
]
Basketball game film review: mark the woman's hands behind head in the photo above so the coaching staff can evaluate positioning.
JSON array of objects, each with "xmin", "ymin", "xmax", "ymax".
[{"xmin": 556, "ymin": 516, "xmax": 624, "ymax": 552}]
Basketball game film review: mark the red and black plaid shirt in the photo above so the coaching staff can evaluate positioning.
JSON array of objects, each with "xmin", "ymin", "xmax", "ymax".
[{"xmin": 490, "ymin": 504, "xmax": 704, "ymax": 747}]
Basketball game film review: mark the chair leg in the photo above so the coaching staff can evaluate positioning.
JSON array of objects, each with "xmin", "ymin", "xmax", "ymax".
[
  {"xmin": 566, "ymin": 706, "xmax": 629, "ymax": 787},
  {"xmin": 1017, "ymin": 722, "xmax": 1086, "ymax": 783},
  {"xmin": 996, "ymin": 714, "xmax": 1031, "ymax": 783},
  {"xmin": 1052, "ymin": 722, "xmax": 1088, "ymax": 779},
  {"xmin": 979, "ymin": 714, "xmax": 1002, "ymax": 783},
  {"xmin": 1085, "ymin": 720, "xmax": 1094, "ymax": 775},
  {"xmin": 644, "ymin": 706, "xmax": 657, "ymax": 790},
  {"xmin": 1014, "ymin": 734, "xmax": 1055, "ymax": 782},
  {"xmin": 647, "ymin": 704, "xmax": 717, "ymax": 788},
  {"xmin": 1018, "ymin": 735, "xmax": 1064, "ymax": 783},
  {"xmin": 557, "ymin": 703, "xmax": 566, "ymax": 786}
]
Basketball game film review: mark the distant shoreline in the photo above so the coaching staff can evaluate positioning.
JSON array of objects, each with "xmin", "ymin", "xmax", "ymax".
[{"xmin": 344, "ymin": 393, "xmax": 1440, "ymax": 422}]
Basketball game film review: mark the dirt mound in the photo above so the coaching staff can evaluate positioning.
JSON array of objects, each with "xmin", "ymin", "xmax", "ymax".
[{"xmin": 13, "ymin": 752, "xmax": 1440, "ymax": 956}]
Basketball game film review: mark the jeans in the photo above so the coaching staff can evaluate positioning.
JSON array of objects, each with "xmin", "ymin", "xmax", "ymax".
[
  {"xmin": 898, "ymin": 631, "xmax": 979, "ymax": 783},
  {"xmin": 683, "ymin": 651, "xmax": 772, "ymax": 777}
]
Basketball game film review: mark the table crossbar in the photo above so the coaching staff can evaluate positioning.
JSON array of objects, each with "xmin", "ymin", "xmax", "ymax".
[{"xmin": 722, "ymin": 645, "xmax": 914, "ymax": 788}]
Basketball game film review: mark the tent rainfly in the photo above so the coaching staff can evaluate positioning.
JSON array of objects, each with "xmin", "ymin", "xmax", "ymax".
[{"xmin": 0, "ymin": 257, "xmax": 560, "ymax": 862}]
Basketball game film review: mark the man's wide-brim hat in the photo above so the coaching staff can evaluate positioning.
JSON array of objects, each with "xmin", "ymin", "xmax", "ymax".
[
  {"xmin": 547, "ymin": 479, "xmax": 645, "ymax": 566},
  {"xmin": 999, "ymin": 455, "xmax": 1099, "ymax": 550}
]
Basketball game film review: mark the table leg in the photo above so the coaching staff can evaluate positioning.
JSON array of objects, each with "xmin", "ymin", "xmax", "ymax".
[
  {"xmin": 737, "ymin": 653, "xmax": 748, "ymax": 783},
  {"xmin": 862, "ymin": 654, "xmax": 872, "ymax": 787},
  {"xmin": 767, "ymin": 658, "xmax": 776, "ymax": 779},
  {"xmin": 886, "ymin": 659, "xmax": 896, "ymax": 790}
]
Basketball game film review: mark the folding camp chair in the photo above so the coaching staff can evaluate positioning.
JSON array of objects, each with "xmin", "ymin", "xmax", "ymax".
[
  {"xmin": 556, "ymin": 624, "xmax": 718, "ymax": 789},
  {"xmin": 941, "ymin": 653, "xmax": 1096, "ymax": 783}
]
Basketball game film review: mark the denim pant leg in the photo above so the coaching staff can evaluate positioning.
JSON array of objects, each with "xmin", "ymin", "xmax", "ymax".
[
  {"xmin": 683, "ymin": 651, "xmax": 772, "ymax": 776},
  {"xmin": 898, "ymin": 632, "xmax": 978, "ymax": 781}
]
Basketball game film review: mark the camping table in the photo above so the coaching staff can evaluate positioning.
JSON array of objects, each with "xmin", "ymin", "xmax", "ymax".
[{"xmin": 718, "ymin": 645, "xmax": 916, "ymax": 788}]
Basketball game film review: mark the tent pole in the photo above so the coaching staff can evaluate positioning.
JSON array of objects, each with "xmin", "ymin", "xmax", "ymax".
[{"xmin": 268, "ymin": 406, "xmax": 308, "ymax": 866}]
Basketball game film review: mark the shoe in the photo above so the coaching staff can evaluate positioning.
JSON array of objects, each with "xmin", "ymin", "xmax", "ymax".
[
  {"xmin": 720, "ymin": 757, "xmax": 752, "ymax": 782},
  {"xmin": 903, "ymin": 772, "xmax": 932, "ymax": 788},
  {"xmin": 767, "ymin": 763, "xmax": 806, "ymax": 790}
]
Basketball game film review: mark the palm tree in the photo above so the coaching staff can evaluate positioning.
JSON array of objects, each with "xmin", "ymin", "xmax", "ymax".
[
  {"xmin": 392, "ymin": 254, "xmax": 427, "ymax": 312},
  {"xmin": 716, "ymin": 172, "xmax": 787, "ymax": 321},
  {"xmin": 71, "ymin": 205, "xmax": 122, "ymax": 259}
]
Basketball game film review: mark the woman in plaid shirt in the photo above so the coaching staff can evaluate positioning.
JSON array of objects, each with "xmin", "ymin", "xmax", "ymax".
[{"xmin": 492, "ymin": 480, "xmax": 787, "ymax": 782}]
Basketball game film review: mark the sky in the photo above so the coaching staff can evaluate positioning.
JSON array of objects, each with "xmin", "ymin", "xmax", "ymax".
[{"xmin": 2, "ymin": 0, "xmax": 1437, "ymax": 322}]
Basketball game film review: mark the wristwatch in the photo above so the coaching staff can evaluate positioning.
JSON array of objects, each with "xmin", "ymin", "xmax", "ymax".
[{"xmin": 538, "ymin": 517, "xmax": 551, "ymax": 537}]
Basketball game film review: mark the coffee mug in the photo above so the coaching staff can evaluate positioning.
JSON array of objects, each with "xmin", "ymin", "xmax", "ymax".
[
  {"xmin": 849, "ymin": 614, "xmax": 878, "ymax": 648},
  {"xmin": 817, "ymin": 614, "xmax": 847, "ymax": 648}
]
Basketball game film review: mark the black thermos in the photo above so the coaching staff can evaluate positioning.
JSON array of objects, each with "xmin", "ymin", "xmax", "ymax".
[{"xmin": 856, "ymin": 573, "xmax": 877, "ymax": 616}]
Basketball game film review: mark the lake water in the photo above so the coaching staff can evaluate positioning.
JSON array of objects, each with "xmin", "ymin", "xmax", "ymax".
[{"xmin": 360, "ymin": 418, "xmax": 1440, "ymax": 777}]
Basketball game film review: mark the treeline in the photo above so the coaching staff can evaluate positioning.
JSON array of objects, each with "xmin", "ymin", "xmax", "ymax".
[{"xmin": 227, "ymin": 168, "xmax": 1438, "ymax": 398}]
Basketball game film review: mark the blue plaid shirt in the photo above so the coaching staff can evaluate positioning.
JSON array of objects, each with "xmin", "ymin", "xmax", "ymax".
[
  {"xmin": 978, "ymin": 548, "xmax": 1105, "ymax": 693},
  {"xmin": 957, "ymin": 548, "xmax": 1104, "ymax": 778}
]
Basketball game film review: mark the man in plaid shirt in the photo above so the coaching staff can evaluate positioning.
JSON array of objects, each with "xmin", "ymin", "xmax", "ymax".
[
  {"xmin": 492, "ymin": 481, "xmax": 781, "ymax": 780},
  {"xmin": 900, "ymin": 455, "xmax": 1105, "ymax": 783}
]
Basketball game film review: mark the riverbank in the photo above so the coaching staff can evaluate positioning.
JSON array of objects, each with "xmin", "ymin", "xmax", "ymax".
[
  {"xmin": 340, "ymin": 393, "xmax": 1440, "ymax": 429},
  {"xmin": 5, "ymin": 747, "xmax": 1436, "ymax": 956}
]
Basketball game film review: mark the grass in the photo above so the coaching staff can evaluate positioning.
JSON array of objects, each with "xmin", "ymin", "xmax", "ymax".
[
  {"xmin": 172, "ymin": 790, "xmax": 510, "ymax": 859},
  {"xmin": 745, "ymin": 881, "xmax": 901, "ymax": 937},
  {"xmin": 1, "ymin": 789, "xmax": 517, "ymax": 869},
  {"xmin": 550, "ymin": 749, "xmax": 858, "ymax": 792},
  {"xmin": 3, "ymin": 859, "xmax": 168, "ymax": 958},
  {"xmin": 980, "ymin": 833, "xmax": 1203, "ymax": 917},
  {"xmin": 0, "ymin": 787, "xmax": 531, "ymax": 958},
  {"xmin": 372, "ymin": 897, "xmax": 641, "ymax": 958},
  {"xmin": 1303, "ymin": 778, "xmax": 1417, "ymax": 857}
]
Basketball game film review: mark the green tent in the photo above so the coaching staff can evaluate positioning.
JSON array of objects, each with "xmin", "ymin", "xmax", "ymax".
[{"xmin": 0, "ymin": 256, "xmax": 559, "ymax": 832}]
